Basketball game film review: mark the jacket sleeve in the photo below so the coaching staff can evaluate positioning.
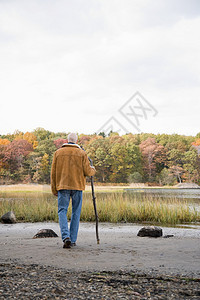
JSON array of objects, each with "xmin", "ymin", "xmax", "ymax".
[
  {"xmin": 83, "ymin": 153, "xmax": 96, "ymax": 177},
  {"xmin": 51, "ymin": 152, "xmax": 58, "ymax": 196}
]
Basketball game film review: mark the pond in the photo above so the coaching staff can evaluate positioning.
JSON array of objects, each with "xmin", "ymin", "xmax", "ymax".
[{"xmin": 124, "ymin": 188, "xmax": 200, "ymax": 201}]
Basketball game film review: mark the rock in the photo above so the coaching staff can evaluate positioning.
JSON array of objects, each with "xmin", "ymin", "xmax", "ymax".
[
  {"xmin": 1, "ymin": 211, "xmax": 16, "ymax": 224},
  {"xmin": 33, "ymin": 229, "xmax": 58, "ymax": 239},
  {"xmin": 163, "ymin": 234, "xmax": 174, "ymax": 238},
  {"xmin": 137, "ymin": 226, "xmax": 163, "ymax": 237}
]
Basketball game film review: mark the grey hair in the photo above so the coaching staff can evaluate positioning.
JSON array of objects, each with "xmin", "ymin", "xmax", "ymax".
[{"xmin": 67, "ymin": 132, "xmax": 78, "ymax": 143}]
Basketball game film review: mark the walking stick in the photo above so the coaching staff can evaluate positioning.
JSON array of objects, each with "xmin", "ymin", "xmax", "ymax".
[
  {"xmin": 80, "ymin": 145, "xmax": 100, "ymax": 244},
  {"xmin": 88, "ymin": 157, "xmax": 100, "ymax": 245}
]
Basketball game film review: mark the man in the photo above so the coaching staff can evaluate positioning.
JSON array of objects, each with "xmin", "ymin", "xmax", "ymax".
[{"xmin": 51, "ymin": 132, "xmax": 96, "ymax": 248}]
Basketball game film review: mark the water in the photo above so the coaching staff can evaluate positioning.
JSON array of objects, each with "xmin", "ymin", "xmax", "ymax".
[
  {"xmin": 124, "ymin": 188, "xmax": 200, "ymax": 201},
  {"xmin": 123, "ymin": 188, "xmax": 200, "ymax": 216}
]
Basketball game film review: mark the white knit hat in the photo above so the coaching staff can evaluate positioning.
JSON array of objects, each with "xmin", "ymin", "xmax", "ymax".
[{"xmin": 67, "ymin": 132, "xmax": 78, "ymax": 143}]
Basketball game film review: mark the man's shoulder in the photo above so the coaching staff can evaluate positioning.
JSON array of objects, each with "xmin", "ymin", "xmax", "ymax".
[{"xmin": 55, "ymin": 145, "xmax": 85, "ymax": 156}]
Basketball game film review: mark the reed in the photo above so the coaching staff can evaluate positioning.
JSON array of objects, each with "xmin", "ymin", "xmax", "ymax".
[{"xmin": 0, "ymin": 191, "xmax": 199, "ymax": 225}]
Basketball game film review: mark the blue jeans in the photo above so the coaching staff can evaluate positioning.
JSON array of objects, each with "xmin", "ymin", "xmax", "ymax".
[{"xmin": 58, "ymin": 190, "xmax": 83, "ymax": 242}]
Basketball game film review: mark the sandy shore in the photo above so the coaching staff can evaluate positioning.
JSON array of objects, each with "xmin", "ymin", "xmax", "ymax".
[
  {"xmin": 0, "ymin": 222, "xmax": 199, "ymax": 277},
  {"xmin": 0, "ymin": 183, "xmax": 128, "ymax": 192}
]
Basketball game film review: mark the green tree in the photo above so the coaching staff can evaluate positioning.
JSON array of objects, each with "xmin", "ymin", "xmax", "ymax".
[
  {"xmin": 128, "ymin": 172, "xmax": 143, "ymax": 183},
  {"xmin": 33, "ymin": 128, "xmax": 55, "ymax": 141},
  {"xmin": 39, "ymin": 153, "xmax": 50, "ymax": 183},
  {"xmin": 109, "ymin": 140, "xmax": 127, "ymax": 182},
  {"xmin": 183, "ymin": 148, "xmax": 200, "ymax": 183},
  {"xmin": 35, "ymin": 139, "xmax": 56, "ymax": 158},
  {"xmin": 86, "ymin": 136, "xmax": 112, "ymax": 182},
  {"xmin": 109, "ymin": 137, "xmax": 143, "ymax": 183},
  {"xmin": 157, "ymin": 168, "xmax": 176, "ymax": 186},
  {"xmin": 167, "ymin": 148, "xmax": 185, "ymax": 183}
]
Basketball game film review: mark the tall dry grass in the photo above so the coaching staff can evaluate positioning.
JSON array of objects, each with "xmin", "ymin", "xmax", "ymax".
[{"xmin": 0, "ymin": 191, "xmax": 199, "ymax": 225}]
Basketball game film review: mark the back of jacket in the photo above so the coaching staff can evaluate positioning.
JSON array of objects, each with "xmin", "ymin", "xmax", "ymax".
[{"xmin": 51, "ymin": 144, "xmax": 95, "ymax": 195}]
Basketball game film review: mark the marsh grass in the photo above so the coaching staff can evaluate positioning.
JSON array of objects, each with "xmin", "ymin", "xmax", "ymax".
[{"xmin": 0, "ymin": 191, "xmax": 199, "ymax": 225}]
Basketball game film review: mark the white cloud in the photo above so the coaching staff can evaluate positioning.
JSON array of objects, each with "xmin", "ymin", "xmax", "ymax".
[{"xmin": 0, "ymin": 0, "xmax": 200, "ymax": 136}]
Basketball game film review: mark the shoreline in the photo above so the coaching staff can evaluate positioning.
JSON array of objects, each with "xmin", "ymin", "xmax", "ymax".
[
  {"xmin": 0, "ymin": 183, "xmax": 200, "ymax": 193},
  {"xmin": 1, "ymin": 222, "xmax": 200, "ymax": 277},
  {"xmin": 1, "ymin": 222, "xmax": 200, "ymax": 299}
]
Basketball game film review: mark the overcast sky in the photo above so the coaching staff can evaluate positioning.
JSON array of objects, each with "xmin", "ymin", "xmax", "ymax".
[{"xmin": 0, "ymin": 0, "xmax": 200, "ymax": 136}]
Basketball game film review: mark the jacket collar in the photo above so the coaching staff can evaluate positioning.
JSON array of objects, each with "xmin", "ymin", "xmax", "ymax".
[{"xmin": 62, "ymin": 143, "xmax": 81, "ymax": 149}]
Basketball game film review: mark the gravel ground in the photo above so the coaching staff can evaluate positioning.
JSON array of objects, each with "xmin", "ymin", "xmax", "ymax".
[{"xmin": 0, "ymin": 263, "xmax": 200, "ymax": 300}]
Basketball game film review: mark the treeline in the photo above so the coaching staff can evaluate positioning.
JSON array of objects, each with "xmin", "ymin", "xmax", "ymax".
[{"xmin": 0, "ymin": 128, "xmax": 200, "ymax": 185}]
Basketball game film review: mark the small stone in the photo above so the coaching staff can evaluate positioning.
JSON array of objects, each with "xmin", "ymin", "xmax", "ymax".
[
  {"xmin": 163, "ymin": 234, "xmax": 174, "ymax": 238},
  {"xmin": 1, "ymin": 211, "xmax": 16, "ymax": 224},
  {"xmin": 137, "ymin": 226, "xmax": 163, "ymax": 237},
  {"xmin": 146, "ymin": 291, "xmax": 151, "ymax": 297},
  {"xmin": 33, "ymin": 229, "xmax": 58, "ymax": 239}
]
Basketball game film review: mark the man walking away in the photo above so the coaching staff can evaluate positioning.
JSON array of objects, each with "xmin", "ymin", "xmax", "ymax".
[{"xmin": 51, "ymin": 132, "xmax": 96, "ymax": 248}]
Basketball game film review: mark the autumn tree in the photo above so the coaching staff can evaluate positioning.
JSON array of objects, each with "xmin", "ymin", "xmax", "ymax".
[
  {"xmin": 169, "ymin": 166, "xmax": 184, "ymax": 183},
  {"xmin": 139, "ymin": 137, "xmax": 167, "ymax": 182},
  {"xmin": 192, "ymin": 138, "xmax": 200, "ymax": 146},
  {"xmin": 192, "ymin": 138, "xmax": 200, "ymax": 155},
  {"xmin": 78, "ymin": 134, "xmax": 91, "ymax": 146},
  {"xmin": 39, "ymin": 153, "xmax": 50, "ymax": 183},
  {"xmin": 23, "ymin": 132, "xmax": 38, "ymax": 149},
  {"xmin": 13, "ymin": 130, "xmax": 24, "ymax": 140},
  {"xmin": 53, "ymin": 139, "xmax": 68, "ymax": 149},
  {"xmin": 0, "ymin": 138, "xmax": 10, "ymax": 146},
  {"xmin": 1, "ymin": 140, "xmax": 33, "ymax": 182},
  {"xmin": 0, "ymin": 141, "xmax": 10, "ymax": 183},
  {"xmin": 1, "ymin": 128, "xmax": 199, "ymax": 185}
]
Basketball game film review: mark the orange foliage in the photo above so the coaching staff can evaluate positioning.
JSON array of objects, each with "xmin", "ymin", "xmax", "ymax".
[
  {"xmin": 0, "ymin": 138, "xmax": 10, "ymax": 145},
  {"xmin": 14, "ymin": 132, "xmax": 38, "ymax": 149},
  {"xmin": 23, "ymin": 132, "xmax": 38, "ymax": 149},
  {"xmin": 33, "ymin": 140, "xmax": 38, "ymax": 149},
  {"xmin": 14, "ymin": 131, "xmax": 23, "ymax": 140},
  {"xmin": 192, "ymin": 138, "xmax": 200, "ymax": 146},
  {"xmin": 0, "ymin": 139, "xmax": 10, "ymax": 170}
]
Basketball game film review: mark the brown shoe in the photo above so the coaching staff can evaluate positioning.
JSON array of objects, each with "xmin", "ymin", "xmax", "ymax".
[
  {"xmin": 71, "ymin": 242, "xmax": 76, "ymax": 247},
  {"xmin": 63, "ymin": 237, "xmax": 71, "ymax": 248}
]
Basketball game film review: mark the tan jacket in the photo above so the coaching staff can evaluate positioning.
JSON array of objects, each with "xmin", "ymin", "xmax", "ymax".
[{"xmin": 51, "ymin": 144, "xmax": 96, "ymax": 196}]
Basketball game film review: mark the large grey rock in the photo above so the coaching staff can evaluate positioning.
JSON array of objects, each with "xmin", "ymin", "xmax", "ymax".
[
  {"xmin": 137, "ymin": 226, "xmax": 163, "ymax": 238},
  {"xmin": 33, "ymin": 229, "xmax": 58, "ymax": 239},
  {"xmin": 1, "ymin": 211, "xmax": 16, "ymax": 224}
]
